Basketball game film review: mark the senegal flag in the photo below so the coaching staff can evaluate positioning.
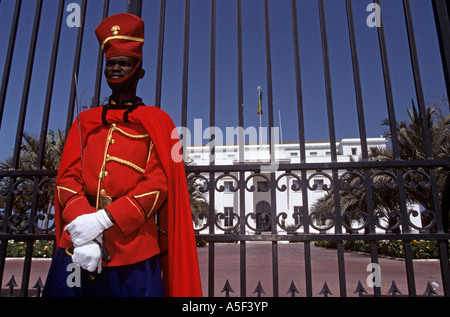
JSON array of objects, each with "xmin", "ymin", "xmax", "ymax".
[{"xmin": 257, "ymin": 90, "xmax": 263, "ymax": 115}]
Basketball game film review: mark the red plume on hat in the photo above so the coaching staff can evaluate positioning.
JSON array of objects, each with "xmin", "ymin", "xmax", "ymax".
[{"xmin": 95, "ymin": 13, "xmax": 144, "ymax": 60}]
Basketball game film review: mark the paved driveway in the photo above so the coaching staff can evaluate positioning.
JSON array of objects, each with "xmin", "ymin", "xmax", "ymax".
[
  {"xmin": 2, "ymin": 242, "xmax": 444, "ymax": 297},
  {"xmin": 197, "ymin": 242, "xmax": 444, "ymax": 297}
]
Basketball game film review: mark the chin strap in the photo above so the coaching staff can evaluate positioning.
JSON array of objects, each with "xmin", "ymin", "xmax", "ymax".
[{"xmin": 106, "ymin": 59, "xmax": 142, "ymax": 84}]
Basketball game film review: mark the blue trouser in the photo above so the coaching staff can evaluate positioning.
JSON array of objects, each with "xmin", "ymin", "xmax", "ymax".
[{"xmin": 42, "ymin": 248, "xmax": 164, "ymax": 297}]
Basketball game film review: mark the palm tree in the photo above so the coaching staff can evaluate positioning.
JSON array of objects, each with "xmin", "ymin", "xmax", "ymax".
[
  {"xmin": 0, "ymin": 130, "xmax": 65, "ymax": 171},
  {"xmin": 186, "ymin": 173, "xmax": 211, "ymax": 228},
  {"xmin": 0, "ymin": 130, "xmax": 65, "ymax": 233},
  {"xmin": 381, "ymin": 100, "xmax": 449, "ymax": 211},
  {"xmin": 312, "ymin": 151, "xmax": 404, "ymax": 234},
  {"xmin": 312, "ymin": 98, "xmax": 449, "ymax": 233}
]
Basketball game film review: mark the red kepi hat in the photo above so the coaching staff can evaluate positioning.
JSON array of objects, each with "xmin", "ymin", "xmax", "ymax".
[{"xmin": 95, "ymin": 13, "xmax": 144, "ymax": 83}]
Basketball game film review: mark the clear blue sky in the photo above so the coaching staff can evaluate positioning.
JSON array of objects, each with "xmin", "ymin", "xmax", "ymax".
[{"xmin": 0, "ymin": 0, "xmax": 447, "ymax": 161}]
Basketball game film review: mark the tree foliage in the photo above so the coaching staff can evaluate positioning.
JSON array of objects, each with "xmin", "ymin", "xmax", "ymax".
[
  {"xmin": 0, "ymin": 130, "xmax": 65, "ymax": 233},
  {"xmin": 312, "ymin": 97, "xmax": 449, "ymax": 233}
]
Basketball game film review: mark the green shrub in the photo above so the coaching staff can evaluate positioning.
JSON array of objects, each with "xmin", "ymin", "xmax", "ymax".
[
  {"xmin": 314, "ymin": 239, "xmax": 448, "ymax": 259},
  {"xmin": 6, "ymin": 240, "xmax": 54, "ymax": 258}
]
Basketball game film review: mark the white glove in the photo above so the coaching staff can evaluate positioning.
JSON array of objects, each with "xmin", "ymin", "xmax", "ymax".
[
  {"xmin": 64, "ymin": 209, "xmax": 113, "ymax": 247},
  {"xmin": 72, "ymin": 236, "xmax": 103, "ymax": 273}
]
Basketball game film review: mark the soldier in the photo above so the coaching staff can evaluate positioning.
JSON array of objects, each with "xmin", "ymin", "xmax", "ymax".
[{"xmin": 43, "ymin": 13, "xmax": 202, "ymax": 297}]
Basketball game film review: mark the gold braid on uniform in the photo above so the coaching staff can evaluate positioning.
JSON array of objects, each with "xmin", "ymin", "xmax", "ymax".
[
  {"xmin": 105, "ymin": 155, "xmax": 146, "ymax": 174},
  {"xmin": 113, "ymin": 125, "xmax": 149, "ymax": 139}
]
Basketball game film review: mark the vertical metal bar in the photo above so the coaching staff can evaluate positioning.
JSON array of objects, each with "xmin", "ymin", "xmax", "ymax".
[
  {"xmin": 236, "ymin": 0, "xmax": 247, "ymax": 297},
  {"xmin": 400, "ymin": 1, "xmax": 432, "ymax": 296},
  {"xmin": 432, "ymin": 0, "xmax": 450, "ymax": 99},
  {"xmin": 12, "ymin": 0, "xmax": 43, "ymax": 170},
  {"xmin": 347, "ymin": 0, "xmax": 388, "ymax": 298},
  {"xmin": 8, "ymin": 0, "xmax": 44, "ymax": 296},
  {"xmin": 402, "ymin": 0, "xmax": 450, "ymax": 296},
  {"xmin": 93, "ymin": 0, "xmax": 110, "ymax": 108},
  {"xmin": 317, "ymin": 0, "xmax": 336, "ymax": 159},
  {"xmin": 373, "ymin": 0, "xmax": 422, "ymax": 297},
  {"xmin": 208, "ymin": 0, "xmax": 216, "ymax": 297},
  {"xmin": 209, "ymin": 0, "xmax": 216, "ymax": 144},
  {"xmin": 432, "ymin": 7, "xmax": 450, "ymax": 291},
  {"xmin": 263, "ymin": 0, "xmax": 275, "ymax": 158},
  {"xmin": 239, "ymin": 181, "xmax": 247, "ymax": 297},
  {"xmin": 290, "ymin": 0, "xmax": 305, "ymax": 157},
  {"xmin": 374, "ymin": 0, "xmax": 401, "ymax": 160},
  {"xmin": 367, "ymin": 0, "xmax": 407, "ymax": 297},
  {"xmin": 207, "ymin": 172, "xmax": 216, "ymax": 295},
  {"xmin": 207, "ymin": 173, "xmax": 216, "ymax": 299},
  {"xmin": 303, "ymin": 239, "xmax": 313, "ymax": 296},
  {"xmin": 0, "ymin": 185, "xmax": 13, "ymax": 292},
  {"xmin": 207, "ymin": 231, "xmax": 215, "ymax": 297},
  {"xmin": 18, "ymin": 0, "xmax": 65, "ymax": 297},
  {"xmin": 369, "ymin": 0, "xmax": 408, "ymax": 297},
  {"xmin": 402, "ymin": 0, "xmax": 433, "ymax": 160},
  {"xmin": 290, "ymin": 0, "xmax": 313, "ymax": 297},
  {"xmin": 65, "ymin": 0, "xmax": 87, "ymax": 136},
  {"xmin": 345, "ymin": 0, "xmax": 368, "ymax": 157},
  {"xmin": 181, "ymin": 0, "xmax": 190, "ymax": 130},
  {"xmin": 437, "ymin": 238, "xmax": 450, "ymax": 297},
  {"xmin": 263, "ymin": 0, "xmax": 279, "ymax": 297},
  {"xmin": 318, "ymin": 0, "xmax": 347, "ymax": 297},
  {"xmin": 127, "ymin": 0, "xmax": 142, "ymax": 17},
  {"xmin": 36, "ymin": 0, "xmax": 65, "ymax": 170},
  {"xmin": 0, "ymin": 0, "xmax": 22, "ymax": 291},
  {"xmin": 237, "ymin": 0, "xmax": 244, "ymax": 158},
  {"xmin": 371, "ymin": 0, "xmax": 410, "ymax": 229},
  {"xmin": 154, "ymin": 0, "xmax": 166, "ymax": 109},
  {"xmin": 402, "ymin": 0, "xmax": 434, "ymax": 297},
  {"xmin": 0, "ymin": 0, "xmax": 22, "ymax": 129}
]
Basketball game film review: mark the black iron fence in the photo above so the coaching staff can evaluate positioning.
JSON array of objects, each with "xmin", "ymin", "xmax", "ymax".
[{"xmin": 0, "ymin": 0, "xmax": 449, "ymax": 297}]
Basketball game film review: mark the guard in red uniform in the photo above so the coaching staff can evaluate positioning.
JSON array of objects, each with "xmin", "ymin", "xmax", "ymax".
[{"xmin": 43, "ymin": 13, "xmax": 202, "ymax": 297}]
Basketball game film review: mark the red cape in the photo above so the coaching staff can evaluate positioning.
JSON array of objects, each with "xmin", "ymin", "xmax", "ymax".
[{"xmin": 54, "ymin": 105, "xmax": 202, "ymax": 297}]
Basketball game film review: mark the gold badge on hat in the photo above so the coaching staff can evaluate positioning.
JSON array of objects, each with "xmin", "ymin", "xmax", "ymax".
[{"xmin": 111, "ymin": 25, "xmax": 121, "ymax": 36}]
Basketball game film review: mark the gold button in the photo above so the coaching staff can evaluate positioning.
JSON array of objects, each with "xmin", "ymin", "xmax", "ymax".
[
  {"xmin": 106, "ymin": 154, "xmax": 110, "ymax": 159},
  {"xmin": 104, "ymin": 171, "xmax": 109, "ymax": 177},
  {"xmin": 111, "ymin": 139, "xmax": 116, "ymax": 144},
  {"xmin": 100, "ymin": 189, "xmax": 107, "ymax": 195}
]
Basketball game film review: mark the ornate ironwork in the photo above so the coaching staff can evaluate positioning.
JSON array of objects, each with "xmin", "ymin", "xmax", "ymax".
[{"xmin": 188, "ymin": 168, "xmax": 447, "ymax": 236}]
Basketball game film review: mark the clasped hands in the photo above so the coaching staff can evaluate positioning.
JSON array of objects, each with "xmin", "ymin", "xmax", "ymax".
[{"xmin": 64, "ymin": 209, "xmax": 113, "ymax": 273}]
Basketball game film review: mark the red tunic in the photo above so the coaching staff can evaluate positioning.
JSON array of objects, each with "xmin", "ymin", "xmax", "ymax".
[{"xmin": 54, "ymin": 104, "xmax": 202, "ymax": 297}]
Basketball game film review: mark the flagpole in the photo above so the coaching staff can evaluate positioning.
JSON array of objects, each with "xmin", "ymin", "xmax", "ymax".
[
  {"xmin": 279, "ymin": 108, "xmax": 283, "ymax": 145},
  {"xmin": 259, "ymin": 112, "xmax": 262, "ymax": 133},
  {"xmin": 257, "ymin": 86, "xmax": 262, "ymax": 144}
]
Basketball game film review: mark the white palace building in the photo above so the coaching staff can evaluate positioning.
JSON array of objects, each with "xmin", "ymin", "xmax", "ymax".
[{"xmin": 185, "ymin": 137, "xmax": 423, "ymax": 235}]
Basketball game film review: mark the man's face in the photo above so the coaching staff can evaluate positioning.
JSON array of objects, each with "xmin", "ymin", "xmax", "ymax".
[
  {"xmin": 104, "ymin": 56, "xmax": 144, "ymax": 93},
  {"xmin": 104, "ymin": 56, "xmax": 138, "ymax": 81}
]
